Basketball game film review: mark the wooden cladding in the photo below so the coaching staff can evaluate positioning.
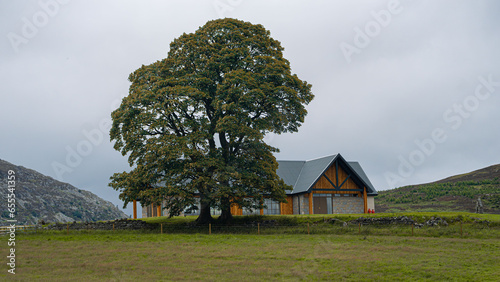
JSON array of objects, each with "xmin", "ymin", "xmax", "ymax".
[
  {"xmin": 280, "ymin": 196, "xmax": 293, "ymax": 215},
  {"xmin": 309, "ymin": 193, "xmax": 313, "ymax": 215},
  {"xmin": 363, "ymin": 187, "xmax": 368, "ymax": 214},
  {"xmin": 312, "ymin": 161, "xmax": 361, "ymax": 192},
  {"xmin": 230, "ymin": 203, "xmax": 243, "ymax": 215},
  {"xmin": 133, "ymin": 200, "xmax": 137, "ymax": 219}
]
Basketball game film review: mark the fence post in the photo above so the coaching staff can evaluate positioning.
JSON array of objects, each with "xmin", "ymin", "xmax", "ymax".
[
  {"xmin": 307, "ymin": 223, "xmax": 310, "ymax": 235},
  {"xmin": 161, "ymin": 223, "xmax": 163, "ymax": 234},
  {"xmin": 359, "ymin": 222, "xmax": 361, "ymax": 234},
  {"xmin": 209, "ymin": 223, "xmax": 211, "ymax": 235},
  {"xmin": 258, "ymin": 223, "xmax": 260, "ymax": 235}
]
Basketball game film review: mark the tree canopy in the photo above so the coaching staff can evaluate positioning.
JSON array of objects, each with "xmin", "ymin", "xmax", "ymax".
[{"xmin": 109, "ymin": 18, "xmax": 313, "ymax": 223}]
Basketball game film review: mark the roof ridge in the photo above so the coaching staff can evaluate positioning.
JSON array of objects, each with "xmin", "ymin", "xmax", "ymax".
[{"xmin": 304, "ymin": 154, "xmax": 338, "ymax": 162}]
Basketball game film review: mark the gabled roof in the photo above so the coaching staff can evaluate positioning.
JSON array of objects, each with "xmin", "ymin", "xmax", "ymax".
[{"xmin": 276, "ymin": 154, "xmax": 377, "ymax": 196}]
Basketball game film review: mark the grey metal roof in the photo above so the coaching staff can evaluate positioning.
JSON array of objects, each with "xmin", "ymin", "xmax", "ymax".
[
  {"xmin": 276, "ymin": 154, "xmax": 377, "ymax": 196},
  {"xmin": 347, "ymin": 161, "xmax": 377, "ymax": 195},
  {"xmin": 275, "ymin": 160, "xmax": 305, "ymax": 190},
  {"xmin": 291, "ymin": 155, "xmax": 337, "ymax": 194}
]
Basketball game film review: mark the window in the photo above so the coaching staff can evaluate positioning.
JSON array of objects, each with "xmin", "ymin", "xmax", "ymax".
[{"xmin": 263, "ymin": 199, "xmax": 280, "ymax": 215}]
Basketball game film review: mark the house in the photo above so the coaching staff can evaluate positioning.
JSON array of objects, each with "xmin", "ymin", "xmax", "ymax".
[{"xmin": 136, "ymin": 154, "xmax": 377, "ymax": 218}]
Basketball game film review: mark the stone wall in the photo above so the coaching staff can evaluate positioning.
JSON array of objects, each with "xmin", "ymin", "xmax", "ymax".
[
  {"xmin": 293, "ymin": 194, "xmax": 309, "ymax": 214},
  {"xmin": 47, "ymin": 218, "xmax": 156, "ymax": 230},
  {"xmin": 331, "ymin": 197, "xmax": 364, "ymax": 214}
]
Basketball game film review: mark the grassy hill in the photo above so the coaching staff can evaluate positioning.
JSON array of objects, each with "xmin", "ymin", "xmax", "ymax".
[{"xmin": 376, "ymin": 164, "xmax": 500, "ymax": 214}]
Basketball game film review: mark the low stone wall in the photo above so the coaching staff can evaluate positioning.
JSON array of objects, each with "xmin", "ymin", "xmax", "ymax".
[
  {"xmin": 349, "ymin": 216, "xmax": 450, "ymax": 228},
  {"xmin": 46, "ymin": 219, "xmax": 156, "ymax": 231},
  {"xmin": 323, "ymin": 216, "xmax": 454, "ymax": 228}
]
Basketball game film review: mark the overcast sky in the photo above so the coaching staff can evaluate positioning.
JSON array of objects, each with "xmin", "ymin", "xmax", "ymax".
[{"xmin": 2, "ymin": 0, "xmax": 499, "ymax": 217}]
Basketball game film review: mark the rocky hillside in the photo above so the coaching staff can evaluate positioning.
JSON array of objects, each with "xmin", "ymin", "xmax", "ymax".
[
  {"xmin": 0, "ymin": 159, "xmax": 127, "ymax": 225},
  {"xmin": 376, "ymin": 164, "xmax": 500, "ymax": 214}
]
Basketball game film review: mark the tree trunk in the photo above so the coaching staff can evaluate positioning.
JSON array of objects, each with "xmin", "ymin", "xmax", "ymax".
[
  {"xmin": 217, "ymin": 207, "xmax": 233, "ymax": 224},
  {"xmin": 217, "ymin": 197, "xmax": 233, "ymax": 224},
  {"xmin": 195, "ymin": 201, "xmax": 213, "ymax": 225}
]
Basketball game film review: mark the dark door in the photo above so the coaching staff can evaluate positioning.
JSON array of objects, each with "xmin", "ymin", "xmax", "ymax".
[{"xmin": 313, "ymin": 197, "xmax": 328, "ymax": 214}]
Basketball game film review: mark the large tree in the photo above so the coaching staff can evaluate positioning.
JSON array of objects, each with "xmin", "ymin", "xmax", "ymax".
[{"xmin": 110, "ymin": 18, "xmax": 313, "ymax": 223}]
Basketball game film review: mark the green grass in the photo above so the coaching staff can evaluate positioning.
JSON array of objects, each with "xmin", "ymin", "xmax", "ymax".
[
  {"xmin": 4, "ymin": 212, "xmax": 498, "ymax": 280},
  {"xmin": 6, "ymin": 232, "xmax": 500, "ymax": 281}
]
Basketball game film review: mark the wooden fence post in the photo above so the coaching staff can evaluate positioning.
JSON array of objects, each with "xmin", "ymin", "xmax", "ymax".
[
  {"xmin": 209, "ymin": 223, "xmax": 211, "ymax": 235},
  {"xmin": 359, "ymin": 222, "xmax": 361, "ymax": 234},
  {"xmin": 161, "ymin": 223, "xmax": 163, "ymax": 234},
  {"xmin": 258, "ymin": 223, "xmax": 260, "ymax": 235},
  {"xmin": 307, "ymin": 223, "xmax": 310, "ymax": 235}
]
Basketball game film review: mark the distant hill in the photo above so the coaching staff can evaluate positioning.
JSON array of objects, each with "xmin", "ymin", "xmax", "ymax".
[
  {"xmin": 433, "ymin": 164, "xmax": 500, "ymax": 184},
  {"xmin": 376, "ymin": 164, "xmax": 500, "ymax": 214},
  {"xmin": 0, "ymin": 159, "xmax": 128, "ymax": 225}
]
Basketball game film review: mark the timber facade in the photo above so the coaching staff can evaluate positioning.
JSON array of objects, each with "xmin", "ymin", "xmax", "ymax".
[{"xmin": 136, "ymin": 154, "xmax": 377, "ymax": 218}]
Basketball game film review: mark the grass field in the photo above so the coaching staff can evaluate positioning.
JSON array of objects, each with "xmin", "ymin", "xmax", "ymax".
[
  {"xmin": 3, "ymin": 212, "xmax": 500, "ymax": 281},
  {"xmin": 4, "ymin": 232, "xmax": 499, "ymax": 281}
]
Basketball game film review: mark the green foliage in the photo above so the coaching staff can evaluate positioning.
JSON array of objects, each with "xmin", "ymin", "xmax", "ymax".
[{"xmin": 109, "ymin": 19, "xmax": 313, "ymax": 218}]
